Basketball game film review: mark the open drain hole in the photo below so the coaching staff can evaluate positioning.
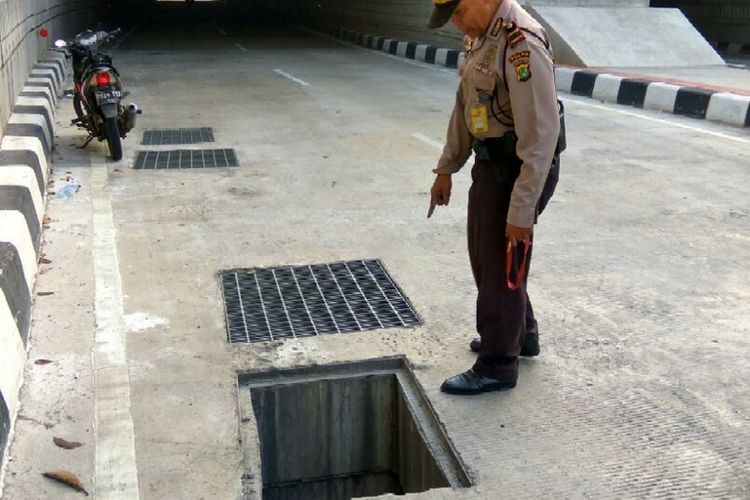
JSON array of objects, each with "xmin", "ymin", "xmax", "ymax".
[{"xmin": 239, "ymin": 357, "xmax": 471, "ymax": 499}]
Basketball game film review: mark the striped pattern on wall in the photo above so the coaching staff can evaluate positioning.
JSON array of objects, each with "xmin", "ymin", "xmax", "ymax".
[{"xmin": 0, "ymin": 50, "xmax": 67, "ymax": 485}]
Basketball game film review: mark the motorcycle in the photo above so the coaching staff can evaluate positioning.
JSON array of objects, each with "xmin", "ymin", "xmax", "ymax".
[{"xmin": 55, "ymin": 29, "xmax": 141, "ymax": 161}]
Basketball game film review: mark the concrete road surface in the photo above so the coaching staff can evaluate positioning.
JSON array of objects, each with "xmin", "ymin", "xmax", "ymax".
[{"xmin": 3, "ymin": 4, "xmax": 749, "ymax": 499}]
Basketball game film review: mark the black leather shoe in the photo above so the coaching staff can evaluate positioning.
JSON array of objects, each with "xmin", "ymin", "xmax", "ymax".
[
  {"xmin": 440, "ymin": 370, "xmax": 516, "ymax": 395},
  {"xmin": 469, "ymin": 337, "xmax": 540, "ymax": 357}
]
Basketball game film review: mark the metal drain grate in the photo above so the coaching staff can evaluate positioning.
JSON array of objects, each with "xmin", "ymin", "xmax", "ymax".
[
  {"xmin": 141, "ymin": 128, "xmax": 215, "ymax": 145},
  {"xmin": 221, "ymin": 259, "xmax": 422, "ymax": 343},
  {"xmin": 133, "ymin": 149, "xmax": 238, "ymax": 169}
]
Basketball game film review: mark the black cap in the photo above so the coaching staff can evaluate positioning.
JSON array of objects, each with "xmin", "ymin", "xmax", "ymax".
[{"xmin": 427, "ymin": 0, "xmax": 461, "ymax": 29}]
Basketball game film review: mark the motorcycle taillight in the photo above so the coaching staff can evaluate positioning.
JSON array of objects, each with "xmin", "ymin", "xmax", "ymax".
[{"xmin": 94, "ymin": 72, "xmax": 111, "ymax": 86}]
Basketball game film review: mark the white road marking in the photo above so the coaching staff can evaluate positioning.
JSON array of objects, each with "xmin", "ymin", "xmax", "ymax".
[
  {"xmin": 218, "ymin": 29, "xmax": 228, "ymax": 36},
  {"xmin": 561, "ymin": 96, "xmax": 750, "ymax": 145},
  {"xmin": 91, "ymin": 165, "xmax": 140, "ymax": 499},
  {"xmin": 235, "ymin": 43, "xmax": 248, "ymax": 52},
  {"xmin": 273, "ymin": 69, "xmax": 311, "ymax": 87},
  {"xmin": 412, "ymin": 132, "xmax": 444, "ymax": 149},
  {"xmin": 123, "ymin": 312, "xmax": 169, "ymax": 333}
]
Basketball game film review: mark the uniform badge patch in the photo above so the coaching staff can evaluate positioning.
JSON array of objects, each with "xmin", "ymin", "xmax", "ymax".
[
  {"xmin": 508, "ymin": 51, "xmax": 530, "ymax": 65},
  {"xmin": 490, "ymin": 19, "xmax": 502, "ymax": 38},
  {"xmin": 505, "ymin": 22, "xmax": 526, "ymax": 48},
  {"xmin": 509, "ymin": 50, "xmax": 531, "ymax": 82},
  {"xmin": 482, "ymin": 46, "xmax": 498, "ymax": 66},
  {"xmin": 474, "ymin": 63, "xmax": 494, "ymax": 76},
  {"xmin": 464, "ymin": 36, "xmax": 474, "ymax": 52},
  {"xmin": 515, "ymin": 62, "xmax": 531, "ymax": 82}
]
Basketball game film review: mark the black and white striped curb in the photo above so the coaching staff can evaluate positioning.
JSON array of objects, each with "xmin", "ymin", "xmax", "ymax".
[
  {"xmin": 302, "ymin": 23, "xmax": 465, "ymax": 69},
  {"xmin": 711, "ymin": 41, "xmax": 750, "ymax": 56},
  {"xmin": 305, "ymin": 23, "xmax": 750, "ymax": 128},
  {"xmin": 0, "ymin": 49, "xmax": 68, "ymax": 472},
  {"xmin": 555, "ymin": 67, "xmax": 750, "ymax": 128}
]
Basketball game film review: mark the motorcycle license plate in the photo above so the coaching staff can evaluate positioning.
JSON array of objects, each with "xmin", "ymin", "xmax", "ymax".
[{"xmin": 95, "ymin": 90, "xmax": 121, "ymax": 104}]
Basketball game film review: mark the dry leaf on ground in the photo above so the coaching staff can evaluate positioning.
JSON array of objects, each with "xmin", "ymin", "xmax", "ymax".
[
  {"xmin": 42, "ymin": 470, "xmax": 89, "ymax": 495},
  {"xmin": 53, "ymin": 437, "xmax": 83, "ymax": 449}
]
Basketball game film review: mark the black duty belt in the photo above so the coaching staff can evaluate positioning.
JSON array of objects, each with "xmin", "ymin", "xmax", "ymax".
[{"xmin": 473, "ymin": 132, "xmax": 518, "ymax": 161}]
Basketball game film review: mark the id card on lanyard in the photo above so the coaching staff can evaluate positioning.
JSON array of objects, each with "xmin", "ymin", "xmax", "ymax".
[{"xmin": 469, "ymin": 103, "xmax": 490, "ymax": 134}]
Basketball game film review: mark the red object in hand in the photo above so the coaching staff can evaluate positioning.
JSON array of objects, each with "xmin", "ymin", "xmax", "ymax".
[
  {"xmin": 95, "ymin": 72, "xmax": 111, "ymax": 86},
  {"xmin": 505, "ymin": 241, "xmax": 531, "ymax": 290},
  {"xmin": 39, "ymin": 28, "xmax": 49, "ymax": 38}
]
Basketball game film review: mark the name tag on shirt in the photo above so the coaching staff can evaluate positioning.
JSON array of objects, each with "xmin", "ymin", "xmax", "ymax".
[{"xmin": 469, "ymin": 104, "xmax": 490, "ymax": 134}]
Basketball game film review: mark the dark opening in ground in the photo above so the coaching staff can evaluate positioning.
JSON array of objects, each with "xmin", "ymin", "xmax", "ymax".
[{"xmin": 239, "ymin": 357, "xmax": 470, "ymax": 499}]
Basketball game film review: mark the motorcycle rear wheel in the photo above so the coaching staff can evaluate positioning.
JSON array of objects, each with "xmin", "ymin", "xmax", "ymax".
[{"xmin": 105, "ymin": 116, "xmax": 122, "ymax": 161}]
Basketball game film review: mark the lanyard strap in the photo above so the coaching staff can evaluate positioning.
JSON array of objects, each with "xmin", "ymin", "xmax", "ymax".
[{"xmin": 505, "ymin": 241, "xmax": 531, "ymax": 290}]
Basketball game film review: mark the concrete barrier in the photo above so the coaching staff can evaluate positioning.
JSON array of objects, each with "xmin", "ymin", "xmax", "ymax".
[
  {"xmin": 0, "ymin": 48, "xmax": 69, "ymax": 493},
  {"xmin": 528, "ymin": 6, "xmax": 724, "ymax": 67},
  {"xmin": 561, "ymin": 66, "xmax": 750, "ymax": 127},
  {"xmin": 592, "ymin": 74, "xmax": 624, "ymax": 103},
  {"xmin": 706, "ymin": 93, "xmax": 750, "ymax": 127},
  {"xmin": 0, "ymin": 0, "xmax": 100, "ymax": 482},
  {"xmin": 297, "ymin": 23, "xmax": 461, "ymax": 69}
]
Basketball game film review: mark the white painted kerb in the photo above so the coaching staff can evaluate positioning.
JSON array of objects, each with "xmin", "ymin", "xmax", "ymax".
[{"xmin": 706, "ymin": 93, "xmax": 750, "ymax": 127}]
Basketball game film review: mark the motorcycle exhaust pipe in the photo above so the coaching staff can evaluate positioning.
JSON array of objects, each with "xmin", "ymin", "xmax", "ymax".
[{"xmin": 120, "ymin": 103, "xmax": 140, "ymax": 134}]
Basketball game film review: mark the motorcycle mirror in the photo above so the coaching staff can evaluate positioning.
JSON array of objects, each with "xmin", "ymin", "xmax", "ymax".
[{"xmin": 54, "ymin": 39, "xmax": 67, "ymax": 48}]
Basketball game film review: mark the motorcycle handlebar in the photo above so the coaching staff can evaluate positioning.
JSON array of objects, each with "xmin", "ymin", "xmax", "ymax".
[{"xmin": 64, "ymin": 27, "xmax": 121, "ymax": 47}]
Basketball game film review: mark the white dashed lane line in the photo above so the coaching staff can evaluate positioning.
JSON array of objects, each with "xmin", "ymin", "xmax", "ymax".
[
  {"xmin": 411, "ymin": 132, "xmax": 444, "ymax": 149},
  {"xmin": 273, "ymin": 69, "xmax": 311, "ymax": 87}
]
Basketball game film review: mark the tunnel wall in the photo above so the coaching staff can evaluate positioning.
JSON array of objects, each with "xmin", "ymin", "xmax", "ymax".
[
  {"xmin": 272, "ymin": 0, "xmax": 651, "ymax": 49},
  {"xmin": 650, "ymin": 1, "xmax": 750, "ymax": 46},
  {"xmin": 272, "ymin": 0, "xmax": 464, "ymax": 49},
  {"xmin": 0, "ymin": 0, "xmax": 100, "ymax": 489},
  {"xmin": 0, "ymin": 0, "xmax": 101, "ymax": 135}
]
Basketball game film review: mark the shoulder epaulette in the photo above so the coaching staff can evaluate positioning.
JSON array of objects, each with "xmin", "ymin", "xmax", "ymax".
[{"xmin": 505, "ymin": 21, "xmax": 525, "ymax": 48}]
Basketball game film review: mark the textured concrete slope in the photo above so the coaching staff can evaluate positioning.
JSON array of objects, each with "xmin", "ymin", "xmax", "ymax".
[{"xmin": 529, "ymin": 6, "xmax": 725, "ymax": 67}]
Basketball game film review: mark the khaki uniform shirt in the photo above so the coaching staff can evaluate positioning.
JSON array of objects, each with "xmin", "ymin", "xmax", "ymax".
[{"xmin": 434, "ymin": 0, "xmax": 560, "ymax": 228}]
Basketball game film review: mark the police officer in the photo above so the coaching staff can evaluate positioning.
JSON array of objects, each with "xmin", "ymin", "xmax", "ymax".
[{"xmin": 427, "ymin": 0, "xmax": 561, "ymax": 394}]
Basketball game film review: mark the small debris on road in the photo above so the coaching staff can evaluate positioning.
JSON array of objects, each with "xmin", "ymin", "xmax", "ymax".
[
  {"xmin": 42, "ymin": 470, "xmax": 88, "ymax": 495},
  {"xmin": 57, "ymin": 177, "xmax": 81, "ymax": 199},
  {"xmin": 53, "ymin": 437, "xmax": 83, "ymax": 449}
]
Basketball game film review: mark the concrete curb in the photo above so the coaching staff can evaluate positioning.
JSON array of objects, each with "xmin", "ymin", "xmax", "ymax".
[
  {"xmin": 0, "ymin": 49, "xmax": 68, "ymax": 476},
  {"xmin": 303, "ymin": 23, "xmax": 749, "ymax": 128},
  {"xmin": 556, "ymin": 67, "xmax": 750, "ymax": 128},
  {"xmin": 302, "ymin": 23, "xmax": 464, "ymax": 69}
]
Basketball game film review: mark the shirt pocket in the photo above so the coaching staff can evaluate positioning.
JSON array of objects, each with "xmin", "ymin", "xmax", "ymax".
[{"xmin": 469, "ymin": 68, "xmax": 498, "ymax": 103}]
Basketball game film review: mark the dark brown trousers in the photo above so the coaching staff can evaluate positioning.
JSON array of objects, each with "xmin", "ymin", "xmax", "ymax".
[{"xmin": 468, "ymin": 151, "xmax": 555, "ymax": 382}]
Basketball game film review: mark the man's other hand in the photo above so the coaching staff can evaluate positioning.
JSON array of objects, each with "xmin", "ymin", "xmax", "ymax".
[
  {"xmin": 428, "ymin": 174, "xmax": 453, "ymax": 218},
  {"xmin": 506, "ymin": 223, "xmax": 532, "ymax": 247}
]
